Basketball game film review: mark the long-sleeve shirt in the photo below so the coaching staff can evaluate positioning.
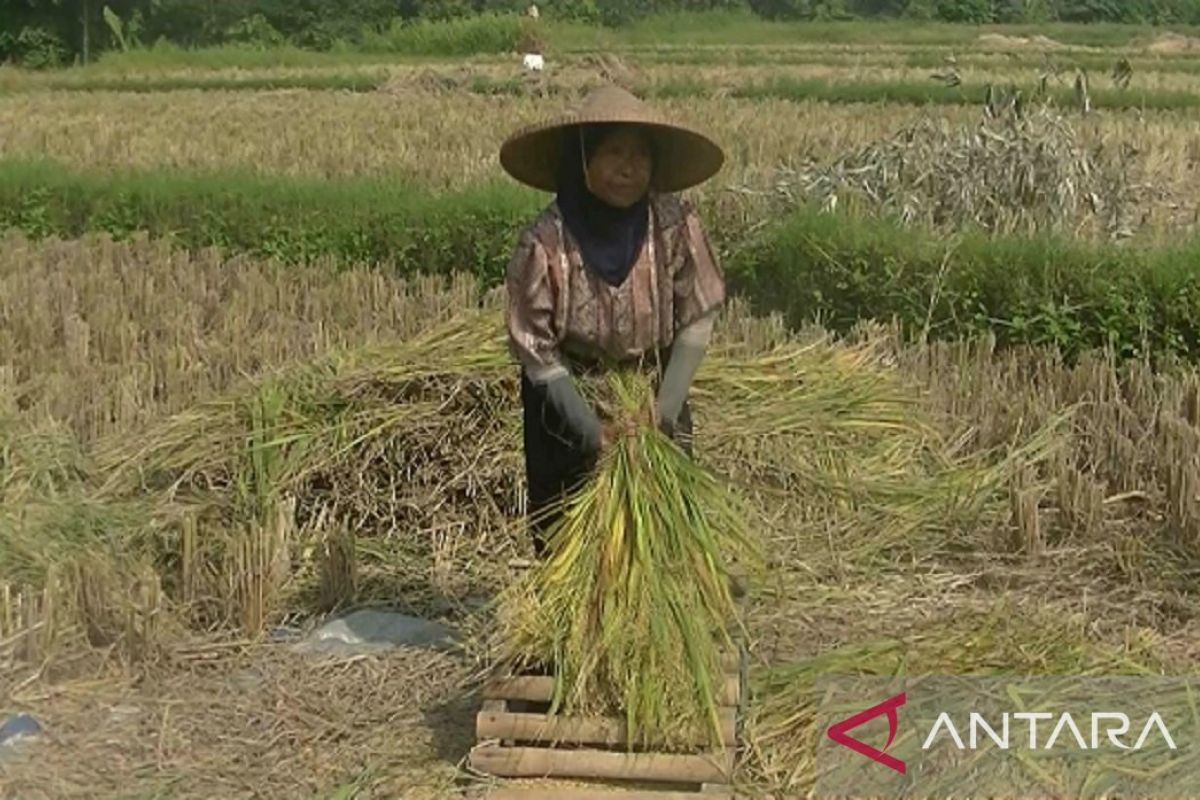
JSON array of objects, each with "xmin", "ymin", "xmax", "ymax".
[{"xmin": 505, "ymin": 193, "xmax": 726, "ymax": 383}]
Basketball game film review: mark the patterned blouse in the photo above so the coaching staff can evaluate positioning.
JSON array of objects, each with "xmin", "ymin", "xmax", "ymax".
[{"xmin": 505, "ymin": 193, "xmax": 726, "ymax": 383}]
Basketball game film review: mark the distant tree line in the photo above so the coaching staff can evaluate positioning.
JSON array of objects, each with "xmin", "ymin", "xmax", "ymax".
[{"xmin": 4, "ymin": 0, "xmax": 1200, "ymax": 68}]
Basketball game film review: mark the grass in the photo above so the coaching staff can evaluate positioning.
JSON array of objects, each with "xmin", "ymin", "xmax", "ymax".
[
  {"xmin": 0, "ymin": 159, "xmax": 543, "ymax": 278},
  {"xmin": 89, "ymin": 41, "xmax": 433, "ymax": 72},
  {"xmin": 1, "ymin": 158, "xmax": 1198, "ymax": 364},
  {"xmin": 358, "ymin": 13, "xmax": 528, "ymax": 57},
  {"xmin": 394, "ymin": 12, "xmax": 1200, "ymax": 52},
  {"xmin": 10, "ymin": 69, "xmax": 1200, "ymax": 115},
  {"xmin": 733, "ymin": 206, "xmax": 1200, "ymax": 364},
  {"xmin": 632, "ymin": 47, "xmax": 1200, "ymax": 73},
  {"xmin": 0, "ymin": 87, "xmax": 1193, "ymax": 232},
  {"xmin": 606, "ymin": 14, "xmax": 1196, "ymax": 49},
  {"xmin": 5, "ymin": 72, "xmax": 389, "ymax": 93},
  {"xmin": 687, "ymin": 75, "xmax": 1200, "ymax": 111}
]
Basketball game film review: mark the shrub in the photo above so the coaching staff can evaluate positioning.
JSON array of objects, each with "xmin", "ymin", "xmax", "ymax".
[{"xmin": 14, "ymin": 27, "xmax": 68, "ymax": 69}]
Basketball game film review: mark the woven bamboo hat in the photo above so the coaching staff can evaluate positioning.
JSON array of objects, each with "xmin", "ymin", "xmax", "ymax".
[{"xmin": 499, "ymin": 85, "xmax": 724, "ymax": 194}]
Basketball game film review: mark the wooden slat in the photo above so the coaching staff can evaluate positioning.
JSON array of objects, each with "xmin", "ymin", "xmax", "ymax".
[
  {"xmin": 470, "ymin": 744, "xmax": 734, "ymax": 784},
  {"xmin": 477, "ymin": 709, "xmax": 737, "ymax": 747},
  {"xmin": 484, "ymin": 676, "xmax": 740, "ymax": 706},
  {"xmin": 484, "ymin": 789, "xmax": 731, "ymax": 800}
]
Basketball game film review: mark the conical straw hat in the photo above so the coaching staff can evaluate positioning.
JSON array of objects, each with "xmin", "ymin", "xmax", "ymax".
[{"xmin": 499, "ymin": 85, "xmax": 724, "ymax": 193}]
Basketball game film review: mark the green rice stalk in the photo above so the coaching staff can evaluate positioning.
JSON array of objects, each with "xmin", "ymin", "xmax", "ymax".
[{"xmin": 497, "ymin": 370, "xmax": 762, "ymax": 751}]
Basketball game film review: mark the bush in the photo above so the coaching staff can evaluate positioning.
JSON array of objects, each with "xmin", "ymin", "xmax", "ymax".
[
  {"xmin": 0, "ymin": 30, "xmax": 15, "ymax": 62},
  {"xmin": 359, "ymin": 13, "xmax": 524, "ymax": 55},
  {"xmin": 224, "ymin": 15, "xmax": 288, "ymax": 49},
  {"xmin": 13, "ymin": 27, "xmax": 68, "ymax": 69}
]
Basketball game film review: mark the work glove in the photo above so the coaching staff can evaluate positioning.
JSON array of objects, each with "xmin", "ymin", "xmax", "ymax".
[
  {"xmin": 655, "ymin": 313, "xmax": 715, "ymax": 439},
  {"xmin": 543, "ymin": 373, "xmax": 602, "ymax": 454}
]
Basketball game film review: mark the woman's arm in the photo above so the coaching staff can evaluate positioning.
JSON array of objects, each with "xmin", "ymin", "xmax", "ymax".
[
  {"xmin": 657, "ymin": 201, "xmax": 726, "ymax": 429},
  {"xmin": 507, "ymin": 229, "xmax": 603, "ymax": 452},
  {"xmin": 656, "ymin": 311, "xmax": 715, "ymax": 429}
]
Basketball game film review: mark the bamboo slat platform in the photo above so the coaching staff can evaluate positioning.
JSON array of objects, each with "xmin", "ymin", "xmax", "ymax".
[{"xmin": 470, "ymin": 647, "xmax": 747, "ymax": 799}]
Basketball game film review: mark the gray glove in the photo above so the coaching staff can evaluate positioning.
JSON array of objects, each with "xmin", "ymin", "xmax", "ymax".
[
  {"xmin": 544, "ymin": 372, "xmax": 602, "ymax": 453},
  {"xmin": 656, "ymin": 313, "xmax": 715, "ymax": 428}
]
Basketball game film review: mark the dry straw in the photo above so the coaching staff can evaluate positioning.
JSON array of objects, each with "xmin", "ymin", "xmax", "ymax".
[
  {"xmin": 778, "ymin": 102, "xmax": 1147, "ymax": 239},
  {"xmin": 2, "ymin": 299, "xmax": 1067, "ymax": 672}
]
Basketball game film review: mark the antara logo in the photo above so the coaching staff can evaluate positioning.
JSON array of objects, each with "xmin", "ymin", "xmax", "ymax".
[
  {"xmin": 827, "ymin": 690, "xmax": 1179, "ymax": 775},
  {"xmin": 826, "ymin": 692, "xmax": 907, "ymax": 774}
]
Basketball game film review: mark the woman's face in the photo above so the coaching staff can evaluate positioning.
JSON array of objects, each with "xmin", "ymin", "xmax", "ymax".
[{"xmin": 585, "ymin": 126, "xmax": 653, "ymax": 208}]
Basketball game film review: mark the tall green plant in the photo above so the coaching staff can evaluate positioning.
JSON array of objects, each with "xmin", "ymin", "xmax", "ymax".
[{"xmin": 102, "ymin": 5, "xmax": 129, "ymax": 51}]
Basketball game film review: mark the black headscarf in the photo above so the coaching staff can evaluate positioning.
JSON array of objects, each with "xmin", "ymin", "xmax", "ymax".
[{"xmin": 555, "ymin": 123, "xmax": 652, "ymax": 287}]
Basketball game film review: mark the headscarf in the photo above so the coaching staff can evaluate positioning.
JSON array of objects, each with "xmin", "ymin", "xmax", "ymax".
[{"xmin": 555, "ymin": 123, "xmax": 653, "ymax": 287}]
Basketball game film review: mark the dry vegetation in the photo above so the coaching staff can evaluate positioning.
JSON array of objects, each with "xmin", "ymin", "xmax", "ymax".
[
  {"xmin": 0, "ymin": 90, "xmax": 970, "ymax": 187},
  {"xmin": 0, "ymin": 233, "xmax": 484, "ymax": 441},
  {"xmin": 2, "ymin": 83, "xmax": 1197, "ymax": 235},
  {"xmin": 779, "ymin": 103, "xmax": 1148, "ymax": 238},
  {"xmin": 3, "ymin": 233, "xmax": 1200, "ymax": 797}
]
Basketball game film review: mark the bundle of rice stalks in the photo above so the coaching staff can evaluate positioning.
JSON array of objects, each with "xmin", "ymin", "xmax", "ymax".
[
  {"xmin": 496, "ymin": 370, "xmax": 762, "ymax": 751},
  {"xmin": 91, "ymin": 313, "xmax": 520, "ymax": 630},
  {"xmin": 775, "ymin": 103, "xmax": 1144, "ymax": 239},
  {"xmin": 700, "ymin": 319, "xmax": 1064, "ymax": 569}
]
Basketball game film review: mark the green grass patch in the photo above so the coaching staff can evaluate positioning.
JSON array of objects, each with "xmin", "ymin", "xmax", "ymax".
[
  {"xmin": 724, "ymin": 77, "xmax": 1200, "ymax": 111},
  {"xmin": 728, "ymin": 208, "xmax": 1200, "ymax": 364},
  {"xmin": 579, "ymin": 14, "xmax": 1183, "ymax": 49},
  {"xmin": 12, "ymin": 73, "xmax": 388, "ymax": 94},
  {"xmin": 630, "ymin": 46, "xmax": 1200, "ymax": 78},
  {"xmin": 89, "ymin": 42, "xmax": 405, "ymax": 73},
  {"xmin": 1, "ymin": 159, "xmax": 1197, "ymax": 364},
  {"xmin": 358, "ymin": 13, "xmax": 526, "ymax": 57},
  {"xmin": 0, "ymin": 160, "xmax": 542, "ymax": 283}
]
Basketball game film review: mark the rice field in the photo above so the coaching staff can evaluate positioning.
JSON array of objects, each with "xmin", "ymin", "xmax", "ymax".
[{"xmin": 3, "ymin": 17, "xmax": 1200, "ymax": 800}]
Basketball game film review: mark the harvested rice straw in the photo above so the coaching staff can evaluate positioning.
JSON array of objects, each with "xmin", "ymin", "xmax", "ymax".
[{"xmin": 497, "ymin": 370, "xmax": 762, "ymax": 751}]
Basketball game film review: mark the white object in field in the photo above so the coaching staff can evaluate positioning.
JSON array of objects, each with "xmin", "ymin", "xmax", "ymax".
[
  {"xmin": 295, "ymin": 609, "xmax": 459, "ymax": 655},
  {"xmin": 523, "ymin": 53, "xmax": 545, "ymax": 72},
  {"xmin": 528, "ymin": 3, "xmax": 540, "ymax": 19}
]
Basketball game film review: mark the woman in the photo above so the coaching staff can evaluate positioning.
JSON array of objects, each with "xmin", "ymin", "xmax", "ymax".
[{"xmin": 499, "ymin": 85, "xmax": 727, "ymax": 556}]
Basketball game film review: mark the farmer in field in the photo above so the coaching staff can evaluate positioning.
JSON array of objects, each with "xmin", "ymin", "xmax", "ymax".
[{"xmin": 499, "ymin": 85, "xmax": 727, "ymax": 555}]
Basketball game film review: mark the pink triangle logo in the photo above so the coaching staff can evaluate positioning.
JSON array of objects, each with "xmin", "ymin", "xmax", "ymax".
[{"xmin": 827, "ymin": 692, "xmax": 907, "ymax": 774}]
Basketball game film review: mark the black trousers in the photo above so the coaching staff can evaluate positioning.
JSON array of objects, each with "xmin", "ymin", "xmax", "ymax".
[{"xmin": 520, "ymin": 369, "xmax": 693, "ymax": 557}]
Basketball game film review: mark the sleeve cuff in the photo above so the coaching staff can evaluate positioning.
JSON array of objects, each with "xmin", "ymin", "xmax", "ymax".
[{"xmin": 675, "ymin": 312, "xmax": 716, "ymax": 348}]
